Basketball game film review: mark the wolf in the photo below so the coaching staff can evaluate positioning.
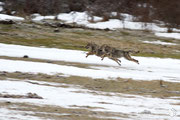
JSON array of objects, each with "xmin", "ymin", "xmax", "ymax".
[
  {"xmin": 85, "ymin": 42, "xmax": 100, "ymax": 58},
  {"xmin": 106, "ymin": 49, "xmax": 139, "ymax": 65},
  {"xmin": 99, "ymin": 44, "xmax": 139, "ymax": 65},
  {"xmin": 85, "ymin": 42, "xmax": 106, "ymax": 59},
  {"xmin": 85, "ymin": 43, "xmax": 121, "ymax": 65},
  {"xmin": 99, "ymin": 44, "xmax": 121, "ymax": 65},
  {"xmin": 100, "ymin": 44, "xmax": 116, "ymax": 60}
]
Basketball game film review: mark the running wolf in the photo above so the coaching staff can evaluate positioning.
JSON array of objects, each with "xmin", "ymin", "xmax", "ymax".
[
  {"xmin": 106, "ymin": 49, "xmax": 139, "ymax": 65},
  {"xmin": 85, "ymin": 43, "xmax": 121, "ymax": 65},
  {"xmin": 85, "ymin": 43, "xmax": 139, "ymax": 65},
  {"xmin": 100, "ymin": 44, "xmax": 139, "ymax": 65},
  {"xmin": 99, "ymin": 44, "xmax": 121, "ymax": 65}
]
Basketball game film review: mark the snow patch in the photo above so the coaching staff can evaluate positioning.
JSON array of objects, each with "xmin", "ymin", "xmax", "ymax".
[
  {"xmin": 0, "ymin": 2, "xmax": 4, "ymax": 5},
  {"xmin": 32, "ymin": 14, "xmax": 55, "ymax": 21},
  {"xmin": 0, "ymin": 43, "xmax": 180, "ymax": 82},
  {"xmin": 0, "ymin": 59, "xmax": 120, "ymax": 79},
  {"xmin": 143, "ymin": 40, "xmax": 177, "ymax": 45},
  {"xmin": 0, "ymin": 108, "xmax": 43, "ymax": 120},
  {"xmin": 0, "ymin": 14, "xmax": 24, "ymax": 21},
  {"xmin": 57, "ymin": 12, "xmax": 168, "ymax": 32},
  {"xmin": 31, "ymin": 11, "xmax": 180, "ymax": 39},
  {"xmin": 57, "ymin": 12, "xmax": 179, "ymax": 39},
  {"xmin": 0, "ymin": 79, "xmax": 180, "ymax": 119},
  {"xmin": 155, "ymin": 32, "xmax": 180, "ymax": 40},
  {"xmin": 0, "ymin": 6, "xmax": 3, "ymax": 12}
]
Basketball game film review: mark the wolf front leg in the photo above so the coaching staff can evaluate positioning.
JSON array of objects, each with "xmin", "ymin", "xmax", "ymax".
[
  {"xmin": 86, "ymin": 51, "xmax": 94, "ymax": 58},
  {"xmin": 124, "ymin": 54, "xmax": 139, "ymax": 64},
  {"xmin": 100, "ymin": 54, "xmax": 107, "ymax": 61}
]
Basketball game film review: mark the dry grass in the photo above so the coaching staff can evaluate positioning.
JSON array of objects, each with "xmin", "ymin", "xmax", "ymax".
[
  {"xmin": 0, "ymin": 21, "xmax": 180, "ymax": 59},
  {"xmin": 0, "ymin": 102, "xmax": 127, "ymax": 120},
  {"xmin": 1, "ymin": 72, "xmax": 180, "ymax": 98}
]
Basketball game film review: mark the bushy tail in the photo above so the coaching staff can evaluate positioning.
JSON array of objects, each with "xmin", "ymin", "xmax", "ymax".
[{"xmin": 127, "ymin": 50, "xmax": 140, "ymax": 54}]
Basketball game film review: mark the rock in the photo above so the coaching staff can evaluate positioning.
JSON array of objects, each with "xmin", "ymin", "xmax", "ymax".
[
  {"xmin": 141, "ymin": 110, "xmax": 151, "ymax": 114},
  {"xmin": 104, "ymin": 28, "xmax": 110, "ymax": 31},
  {"xmin": 47, "ymin": 61, "xmax": 53, "ymax": 63},
  {"xmin": 5, "ymin": 101, "xmax": 11, "ymax": 104},
  {"xmin": 0, "ymin": 93, "xmax": 43, "ymax": 99},
  {"xmin": 0, "ymin": 71, "xmax": 7, "ymax": 76},
  {"xmin": 0, "ymin": 20, "xmax": 15, "ymax": 24},
  {"xmin": 27, "ymin": 92, "xmax": 43, "ymax": 99},
  {"xmin": 56, "ymin": 23, "xmax": 74, "ymax": 28},
  {"xmin": 23, "ymin": 55, "xmax": 29, "ymax": 58},
  {"xmin": 54, "ymin": 28, "xmax": 60, "ymax": 32}
]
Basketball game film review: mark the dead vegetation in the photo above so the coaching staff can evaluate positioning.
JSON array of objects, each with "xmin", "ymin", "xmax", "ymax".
[
  {"xmin": 0, "ymin": 92, "xmax": 43, "ymax": 99},
  {"xmin": 0, "ymin": 21, "xmax": 179, "ymax": 59},
  {"xmin": 0, "ymin": 102, "xmax": 127, "ymax": 120},
  {"xmin": 1, "ymin": 72, "xmax": 180, "ymax": 98}
]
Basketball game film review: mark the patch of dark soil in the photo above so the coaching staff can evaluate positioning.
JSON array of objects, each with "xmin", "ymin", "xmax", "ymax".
[
  {"xmin": 0, "ymin": 20, "xmax": 15, "ymax": 24},
  {"xmin": 0, "ymin": 92, "xmax": 43, "ymax": 99}
]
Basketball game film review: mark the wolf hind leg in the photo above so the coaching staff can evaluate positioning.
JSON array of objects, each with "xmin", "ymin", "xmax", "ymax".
[
  {"xmin": 124, "ymin": 53, "xmax": 139, "ymax": 64},
  {"xmin": 109, "ymin": 57, "xmax": 121, "ymax": 66}
]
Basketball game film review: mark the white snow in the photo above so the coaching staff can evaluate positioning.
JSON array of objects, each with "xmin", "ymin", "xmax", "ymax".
[
  {"xmin": 0, "ymin": 59, "xmax": 118, "ymax": 79},
  {"xmin": 143, "ymin": 40, "xmax": 177, "ymax": 45},
  {"xmin": 32, "ymin": 14, "xmax": 55, "ymax": 21},
  {"xmin": 0, "ymin": 14, "xmax": 24, "ymax": 21},
  {"xmin": 155, "ymin": 32, "xmax": 180, "ymax": 40},
  {"xmin": 0, "ymin": 6, "xmax": 3, "ymax": 12},
  {"xmin": 0, "ymin": 79, "xmax": 180, "ymax": 119},
  {"xmin": 120, "ymin": 13, "xmax": 134, "ymax": 21},
  {"xmin": 0, "ymin": 43, "xmax": 180, "ymax": 82},
  {"xmin": 57, "ymin": 12, "xmax": 180, "ymax": 39},
  {"xmin": 57, "ymin": 11, "xmax": 102, "ymax": 24},
  {"xmin": 57, "ymin": 12, "xmax": 168, "ymax": 32},
  {"xmin": 0, "ymin": 108, "xmax": 44, "ymax": 120},
  {"xmin": 0, "ymin": 2, "xmax": 4, "ymax": 5},
  {"xmin": 87, "ymin": 19, "xmax": 122, "ymax": 30}
]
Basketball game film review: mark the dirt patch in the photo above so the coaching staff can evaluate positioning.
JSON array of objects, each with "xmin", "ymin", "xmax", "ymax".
[
  {"xmin": 1, "ymin": 72, "xmax": 180, "ymax": 98},
  {"xmin": 0, "ymin": 102, "xmax": 128, "ymax": 120},
  {"xmin": 0, "ymin": 92, "xmax": 43, "ymax": 99}
]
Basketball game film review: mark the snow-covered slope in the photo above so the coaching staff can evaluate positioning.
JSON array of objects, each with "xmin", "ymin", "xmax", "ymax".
[
  {"xmin": 0, "ymin": 43, "xmax": 180, "ymax": 119},
  {"xmin": 0, "ymin": 43, "xmax": 180, "ymax": 82},
  {"xmin": 0, "ymin": 14, "xmax": 24, "ymax": 21},
  {"xmin": 0, "ymin": 79, "xmax": 179, "ymax": 120}
]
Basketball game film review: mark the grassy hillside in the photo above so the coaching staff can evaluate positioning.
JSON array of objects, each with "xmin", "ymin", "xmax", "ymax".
[{"xmin": 0, "ymin": 21, "xmax": 180, "ymax": 59}]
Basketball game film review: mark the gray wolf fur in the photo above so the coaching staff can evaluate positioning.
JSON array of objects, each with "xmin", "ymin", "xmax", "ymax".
[{"xmin": 85, "ymin": 43, "xmax": 139, "ymax": 66}]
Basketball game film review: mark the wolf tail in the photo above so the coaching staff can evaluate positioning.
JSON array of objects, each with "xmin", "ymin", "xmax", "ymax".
[{"xmin": 127, "ymin": 50, "xmax": 140, "ymax": 54}]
